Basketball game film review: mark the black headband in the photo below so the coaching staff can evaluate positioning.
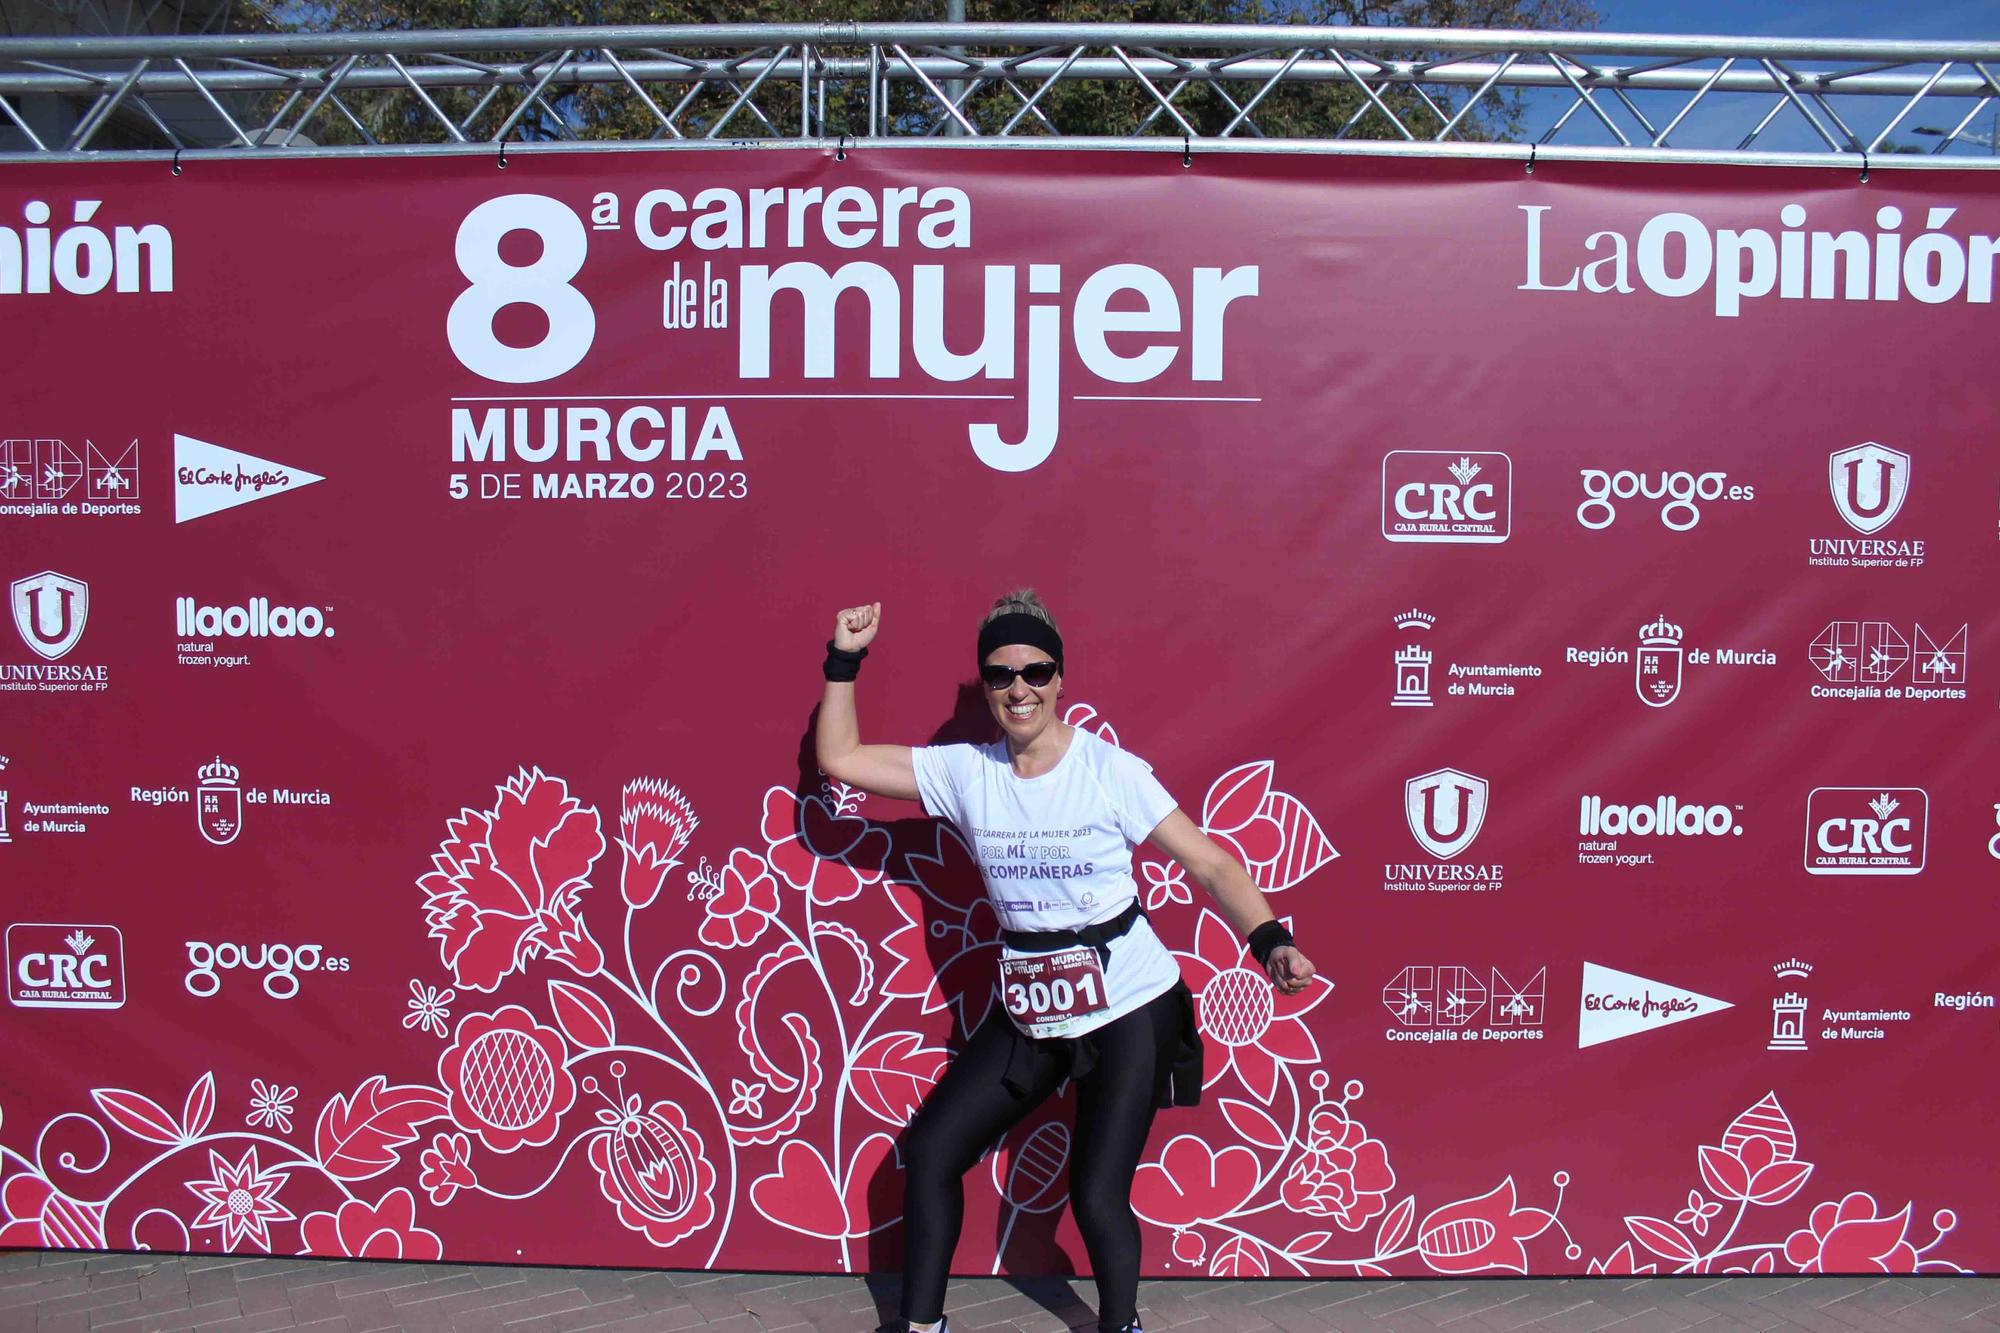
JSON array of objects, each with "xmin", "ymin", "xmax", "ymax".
[{"xmin": 978, "ymin": 613, "xmax": 1064, "ymax": 670}]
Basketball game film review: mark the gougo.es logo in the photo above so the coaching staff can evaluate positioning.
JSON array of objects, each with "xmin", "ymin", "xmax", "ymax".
[{"xmin": 184, "ymin": 940, "xmax": 350, "ymax": 999}]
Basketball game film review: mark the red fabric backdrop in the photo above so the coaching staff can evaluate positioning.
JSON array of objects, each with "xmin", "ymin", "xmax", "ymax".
[{"xmin": 1, "ymin": 149, "xmax": 1995, "ymax": 1278}]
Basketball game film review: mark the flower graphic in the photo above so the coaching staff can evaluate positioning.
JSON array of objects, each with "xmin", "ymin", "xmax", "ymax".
[
  {"xmin": 880, "ymin": 824, "xmax": 1003, "ymax": 1037},
  {"xmin": 760, "ymin": 785, "xmax": 890, "ymax": 906},
  {"xmin": 1415, "ymin": 1177, "xmax": 1555, "ymax": 1275},
  {"xmin": 695, "ymin": 848, "xmax": 781, "ymax": 950},
  {"xmin": 1131, "ymin": 1135, "xmax": 1262, "ymax": 1229},
  {"xmin": 419, "ymin": 1132, "xmax": 476, "ymax": 1206},
  {"xmin": 586, "ymin": 1091, "xmax": 717, "ymax": 1249},
  {"xmin": 185, "ymin": 1147, "xmax": 295, "ymax": 1253},
  {"xmin": 1587, "ymin": 1241, "xmax": 1658, "ymax": 1276},
  {"xmin": 619, "ymin": 777, "xmax": 697, "ymax": 909},
  {"xmin": 300, "ymin": 1187, "xmax": 443, "ymax": 1260},
  {"xmin": 438, "ymin": 1005, "xmax": 577, "ymax": 1154},
  {"xmin": 1784, "ymin": 1193, "xmax": 1919, "ymax": 1273},
  {"xmin": 1700, "ymin": 1095, "xmax": 1814, "ymax": 1206},
  {"xmin": 403, "ymin": 980, "xmax": 455, "ymax": 1039},
  {"xmin": 1140, "ymin": 859, "xmax": 1191, "ymax": 912},
  {"xmin": 729, "ymin": 1079, "xmax": 766, "ymax": 1118},
  {"xmin": 246, "ymin": 1078, "xmax": 297, "ymax": 1134},
  {"xmin": 1174, "ymin": 908, "xmax": 1330, "ymax": 1102},
  {"xmin": 1675, "ymin": 1189, "xmax": 1722, "ymax": 1236},
  {"xmin": 418, "ymin": 767, "xmax": 606, "ymax": 993},
  {"xmin": 1279, "ymin": 1103, "xmax": 1394, "ymax": 1231},
  {"xmin": 0, "ymin": 1171, "xmax": 106, "ymax": 1249}
]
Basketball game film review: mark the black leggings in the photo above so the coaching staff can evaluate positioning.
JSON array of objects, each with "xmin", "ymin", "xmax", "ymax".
[{"xmin": 899, "ymin": 985, "xmax": 1184, "ymax": 1329}]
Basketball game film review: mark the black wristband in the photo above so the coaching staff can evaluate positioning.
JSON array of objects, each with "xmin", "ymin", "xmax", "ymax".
[
  {"xmin": 1246, "ymin": 920, "xmax": 1294, "ymax": 969},
  {"xmin": 823, "ymin": 640, "xmax": 867, "ymax": 682}
]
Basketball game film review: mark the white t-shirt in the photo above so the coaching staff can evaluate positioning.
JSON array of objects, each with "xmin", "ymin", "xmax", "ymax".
[{"xmin": 911, "ymin": 727, "xmax": 1183, "ymax": 1037}]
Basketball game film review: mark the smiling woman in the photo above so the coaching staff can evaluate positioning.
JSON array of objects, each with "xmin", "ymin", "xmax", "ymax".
[{"xmin": 811, "ymin": 589, "xmax": 1316, "ymax": 1333}]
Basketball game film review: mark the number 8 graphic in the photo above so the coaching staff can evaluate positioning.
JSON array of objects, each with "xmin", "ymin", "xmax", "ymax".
[{"xmin": 447, "ymin": 194, "xmax": 596, "ymax": 383}]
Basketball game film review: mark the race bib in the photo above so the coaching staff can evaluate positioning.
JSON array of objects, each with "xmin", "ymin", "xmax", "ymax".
[{"xmin": 999, "ymin": 946, "xmax": 1109, "ymax": 1039}]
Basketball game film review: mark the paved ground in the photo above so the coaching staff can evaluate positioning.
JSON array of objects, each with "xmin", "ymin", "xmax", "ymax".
[{"xmin": 2, "ymin": 1251, "xmax": 1995, "ymax": 1333}]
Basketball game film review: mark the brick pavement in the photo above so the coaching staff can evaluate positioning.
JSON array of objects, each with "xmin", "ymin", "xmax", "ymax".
[{"xmin": 1, "ymin": 1251, "xmax": 1993, "ymax": 1333}]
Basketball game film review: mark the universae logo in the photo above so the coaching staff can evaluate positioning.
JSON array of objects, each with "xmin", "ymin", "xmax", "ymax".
[
  {"xmin": 1828, "ymin": 443, "xmax": 1911, "ymax": 535},
  {"xmin": 9, "ymin": 570, "xmax": 88, "ymax": 660},
  {"xmin": 1403, "ymin": 768, "xmax": 1489, "ymax": 859}
]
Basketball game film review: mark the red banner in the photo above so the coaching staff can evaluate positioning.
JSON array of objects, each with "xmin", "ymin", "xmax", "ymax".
[{"xmin": 2, "ymin": 149, "xmax": 1995, "ymax": 1278}]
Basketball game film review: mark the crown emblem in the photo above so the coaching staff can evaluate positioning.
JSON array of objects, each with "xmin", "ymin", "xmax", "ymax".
[
  {"xmin": 1772, "ymin": 958, "xmax": 1813, "ymax": 979},
  {"xmin": 1638, "ymin": 615, "xmax": 1683, "ymax": 647},
  {"xmin": 198, "ymin": 756, "xmax": 240, "ymax": 787},
  {"xmin": 1447, "ymin": 457, "xmax": 1481, "ymax": 486},
  {"xmin": 1869, "ymin": 792, "xmax": 1900, "ymax": 820},
  {"xmin": 1392, "ymin": 608, "xmax": 1436, "ymax": 631},
  {"xmin": 64, "ymin": 929, "xmax": 95, "ymax": 956}
]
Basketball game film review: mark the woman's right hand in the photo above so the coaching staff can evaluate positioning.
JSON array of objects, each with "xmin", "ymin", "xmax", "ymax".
[{"xmin": 833, "ymin": 602, "xmax": 882, "ymax": 653}]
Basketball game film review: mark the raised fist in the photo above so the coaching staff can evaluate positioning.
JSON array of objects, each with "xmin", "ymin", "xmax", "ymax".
[{"xmin": 833, "ymin": 602, "xmax": 882, "ymax": 653}]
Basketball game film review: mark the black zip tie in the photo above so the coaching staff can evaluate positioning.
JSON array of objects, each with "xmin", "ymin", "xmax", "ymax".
[
  {"xmin": 1859, "ymin": 148, "xmax": 1870, "ymax": 184},
  {"xmin": 497, "ymin": 137, "xmax": 509, "ymax": 169},
  {"xmin": 171, "ymin": 147, "xmax": 182, "ymax": 176},
  {"xmin": 835, "ymin": 131, "xmax": 848, "ymax": 162},
  {"xmin": 1525, "ymin": 143, "xmax": 1537, "ymax": 175},
  {"xmin": 1182, "ymin": 132, "xmax": 1193, "ymax": 168}
]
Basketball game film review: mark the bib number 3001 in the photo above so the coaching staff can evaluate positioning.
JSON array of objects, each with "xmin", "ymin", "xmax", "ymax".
[{"xmin": 1000, "ymin": 946, "xmax": 1109, "ymax": 1039}]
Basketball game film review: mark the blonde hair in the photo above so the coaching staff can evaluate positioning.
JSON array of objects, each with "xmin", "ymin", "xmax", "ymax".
[{"xmin": 980, "ymin": 588, "xmax": 1059, "ymax": 636}]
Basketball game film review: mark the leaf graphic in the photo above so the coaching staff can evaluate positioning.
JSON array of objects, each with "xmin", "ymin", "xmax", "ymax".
[
  {"xmin": 1746, "ymin": 1160, "xmax": 1814, "ymax": 1206},
  {"xmin": 1254, "ymin": 792, "xmax": 1339, "ymax": 893},
  {"xmin": 997, "ymin": 1121, "xmax": 1070, "ymax": 1214},
  {"xmin": 1722, "ymin": 1091, "xmax": 1797, "ymax": 1162},
  {"xmin": 1202, "ymin": 761, "xmax": 1274, "ymax": 834},
  {"xmin": 1698, "ymin": 1145, "xmax": 1750, "ymax": 1201},
  {"xmin": 91, "ymin": 1087, "xmax": 184, "ymax": 1145},
  {"xmin": 315, "ymin": 1076, "xmax": 449, "ymax": 1180},
  {"xmin": 1218, "ymin": 1098, "xmax": 1287, "ymax": 1151},
  {"xmin": 181, "ymin": 1072, "xmax": 216, "ymax": 1140},
  {"xmin": 1376, "ymin": 1195, "xmax": 1417, "ymax": 1256},
  {"xmin": 848, "ymin": 1032, "xmax": 951, "ymax": 1127},
  {"xmin": 1208, "ymin": 1234, "xmax": 1269, "ymax": 1277},
  {"xmin": 1288, "ymin": 1230, "xmax": 1337, "ymax": 1258},
  {"xmin": 1625, "ymin": 1215, "xmax": 1699, "ymax": 1265},
  {"xmin": 547, "ymin": 979, "xmax": 616, "ymax": 1050}
]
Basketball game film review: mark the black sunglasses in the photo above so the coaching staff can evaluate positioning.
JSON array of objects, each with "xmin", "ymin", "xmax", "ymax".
[{"xmin": 981, "ymin": 660, "xmax": 1060, "ymax": 690}]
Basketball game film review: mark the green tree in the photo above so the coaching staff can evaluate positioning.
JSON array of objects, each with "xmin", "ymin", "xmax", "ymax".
[{"xmin": 261, "ymin": 0, "xmax": 1596, "ymax": 145}]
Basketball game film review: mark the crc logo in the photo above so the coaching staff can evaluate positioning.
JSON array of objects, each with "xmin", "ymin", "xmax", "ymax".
[
  {"xmin": 1381, "ymin": 451, "xmax": 1512, "ymax": 545},
  {"xmin": 1804, "ymin": 787, "xmax": 1929, "ymax": 876},
  {"xmin": 1404, "ymin": 767, "xmax": 1489, "ymax": 860},
  {"xmin": 184, "ymin": 940, "xmax": 350, "ymax": 999},
  {"xmin": 7, "ymin": 923, "xmax": 124, "ymax": 1009},
  {"xmin": 10, "ymin": 570, "xmax": 89, "ymax": 660},
  {"xmin": 1828, "ymin": 443, "xmax": 1910, "ymax": 535},
  {"xmin": 1576, "ymin": 469, "xmax": 1753, "ymax": 531}
]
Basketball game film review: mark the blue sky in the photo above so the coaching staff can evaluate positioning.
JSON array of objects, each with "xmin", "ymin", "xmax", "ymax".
[{"xmin": 1512, "ymin": 0, "xmax": 2000, "ymax": 154}]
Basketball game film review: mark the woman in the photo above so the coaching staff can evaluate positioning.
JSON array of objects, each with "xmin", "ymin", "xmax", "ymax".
[{"xmin": 816, "ymin": 590, "xmax": 1315, "ymax": 1333}]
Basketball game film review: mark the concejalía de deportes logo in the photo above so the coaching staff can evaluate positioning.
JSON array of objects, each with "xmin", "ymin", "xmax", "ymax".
[{"xmin": 443, "ymin": 187, "xmax": 1262, "ymax": 473}]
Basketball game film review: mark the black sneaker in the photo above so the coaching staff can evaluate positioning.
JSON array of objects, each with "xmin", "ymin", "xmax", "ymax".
[{"xmin": 1098, "ymin": 1321, "xmax": 1142, "ymax": 1333}]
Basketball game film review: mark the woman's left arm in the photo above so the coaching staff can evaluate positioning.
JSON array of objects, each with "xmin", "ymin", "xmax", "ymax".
[{"xmin": 1145, "ymin": 809, "xmax": 1316, "ymax": 995}]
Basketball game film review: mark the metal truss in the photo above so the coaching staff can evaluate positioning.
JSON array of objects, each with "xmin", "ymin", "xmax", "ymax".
[{"xmin": 2, "ymin": 24, "xmax": 1997, "ymax": 166}]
